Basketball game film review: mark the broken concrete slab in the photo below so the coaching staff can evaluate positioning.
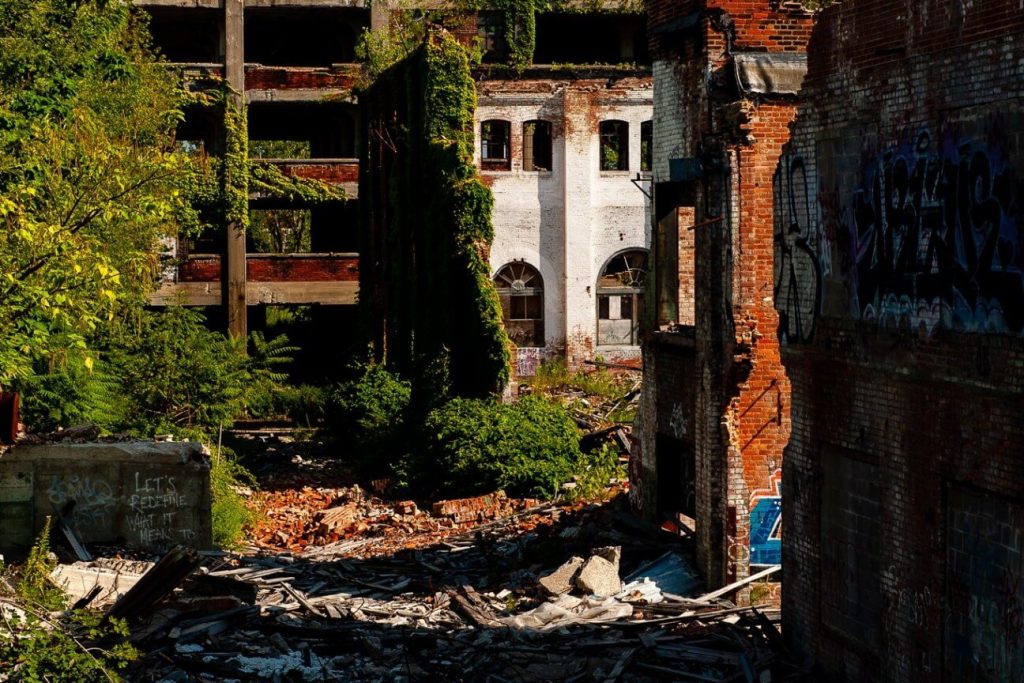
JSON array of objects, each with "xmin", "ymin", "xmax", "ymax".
[
  {"xmin": 0, "ymin": 441, "xmax": 211, "ymax": 556},
  {"xmin": 538, "ymin": 556, "xmax": 585, "ymax": 596},
  {"xmin": 576, "ymin": 555, "xmax": 622, "ymax": 598},
  {"xmin": 51, "ymin": 559, "xmax": 152, "ymax": 609}
]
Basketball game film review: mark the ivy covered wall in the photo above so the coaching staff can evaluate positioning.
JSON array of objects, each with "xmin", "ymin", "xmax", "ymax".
[{"xmin": 359, "ymin": 30, "xmax": 510, "ymax": 396}]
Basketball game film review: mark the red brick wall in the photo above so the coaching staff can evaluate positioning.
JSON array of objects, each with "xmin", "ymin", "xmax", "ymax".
[
  {"xmin": 178, "ymin": 255, "xmax": 359, "ymax": 282},
  {"xmin": 643, "ymin": 0, "xmax": 810, "ymax": 590},
  {"xmin": 777, "ymin": 0, "xmax": 1024, "ymax": 679}
]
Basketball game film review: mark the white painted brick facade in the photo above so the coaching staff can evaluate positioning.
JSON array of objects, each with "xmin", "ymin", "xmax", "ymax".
[{"xmin": 475, "ymin": 77, "xmax": 653, "ymax": 368}]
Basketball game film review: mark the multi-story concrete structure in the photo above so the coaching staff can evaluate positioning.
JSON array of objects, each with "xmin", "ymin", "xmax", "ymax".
[
  {"xmin": 139, "ymin": 1, "xmax": 652, "ymax": 371},
  {"xmin": 139, "ymin": 0, "xmax": 364, "ymax": 340},
  {"xmin": 634, "ymin": 0, "xmax": 812, "ymax": 593},
  {"xmin": 777, "ymin": 1, "xmax": 1024, "ymax": 679}
]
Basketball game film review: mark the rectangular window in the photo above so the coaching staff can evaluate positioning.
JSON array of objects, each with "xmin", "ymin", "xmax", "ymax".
[
  {"xmin": 600, "ymin": 120, "xmax": 629, "ymax": 172},
  {"xmin": 598, "ymin": 295, "xmax": 610, "ymax": 320},
  {"xmin": 620, "ymin": 294, "xmax": 633, "ymax": 320},
  {"xmin": 640, "ymin": 120, "xmax": 652, "ymax": 173},
  {"xmin": 523, "ymin": 120, "xmax": 552, "ymax": 172},
  {"xmin": 481, "ymin": 120, "xmax": 511, "ymax": 171}
]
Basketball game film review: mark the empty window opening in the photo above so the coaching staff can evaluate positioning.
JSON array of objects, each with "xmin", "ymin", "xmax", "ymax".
[
  {"xmin": 477, "ymin": 12, "xmax": 509, "ymax": 63},
  {"xmin": 641, "ymin": 120, "xmax": 653, "ymax": 173},
  {"xmin": 249, "ymin": 209, "xmax": 312, "ymax": 254},
  {"xmin": 144, "ymin": 8, "xmax": 221, "ymax": 63},
  {"xmin": 534, "ymin": 13, "xmax": 649, "ymax": 65},
  {"xmin": 248, "ymin": 103, "xmax": 356, "ymax": 158},
  {"xmin": 600, "ymin": 120, "xmax": 629, "ymax": 172},
  {"xmin": 597, "ymin": 250, "xmax": 647, "ymax": 346},
  {"xmin": 481, "ymin": 120, "xmax": 511, "ymax": 171},
  {"xmin": 495, "ymin": 263, "xmax": 544, "ymax": 348},
  {"xmin": 250, "ymin": 140, "xmax": 312, "ymax": 160},
  {"xmin": 245, "ymin": 8, "xmax": 367, "ymax": 66},
  {"xmin": 523, "ymin": 120, "xmax": 552, "ymax": 172}
]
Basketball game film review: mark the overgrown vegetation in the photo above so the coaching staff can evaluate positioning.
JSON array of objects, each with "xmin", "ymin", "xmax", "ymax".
[
  {"xmin": 0, "ymin": 0, "xmax": 188, "ymax": 383},
  {"xmin": 327, "ymin": 362, "xmax": 412, "ymax": 472},
  {"xmin": 0, "ymin": 520, "xmax": 139, "ymax": 682},
  {"xmin": 400, "ymin": 395, "xmax": 581, "ymax": 498},
  {"xmin": 210, "ymin": 449, "xmax": 260, "ymax": 548},
  {"xmin": 359, "ymin": 30, "xmax": 511, "ymax": 396}
]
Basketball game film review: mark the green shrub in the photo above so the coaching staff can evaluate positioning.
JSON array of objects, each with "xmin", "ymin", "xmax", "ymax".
[
  {"xmin": 1, "ymin": 520, "xmax": 138, "ymax": 682},
  {"xmin": 569, "ymin": 443, "xmax": 627, "ymax": 502},
  {"xmin": 110, "ymin": 307, "xmax": 249, "ymax": 438},
  {"xmin": 13, "ymin": 356, "xmax": 121, "ymax": 434},
  {"xmin": 210, "ymin": 449, "xmax": 259, "ymax": 549},
  {"xmin": 327, "ymin": 363, "xmax": 412, "ymax": 470},
  {"xmin": 401, "ymin": 395, "xmax": 582, "ymax": 499}
]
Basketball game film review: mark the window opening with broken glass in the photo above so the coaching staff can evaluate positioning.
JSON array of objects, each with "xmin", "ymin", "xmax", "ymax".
[
  {"xmin": 494, "ymin": 262, "xmax": 544, "ymax": 348},
  {"xmin": 597, "ymin": 249, "xmax": 647, "ymax": 345},
  {"xmin": 481, "ymin": 119, "xmax": 511, "ymax": 171},
  {"xmin": 523, "ymin": 120, "xmax": 552, "ymax": 172},
  {"xmin": 599, "ymin": 120, "xmax": 629, "ymax": 171}
]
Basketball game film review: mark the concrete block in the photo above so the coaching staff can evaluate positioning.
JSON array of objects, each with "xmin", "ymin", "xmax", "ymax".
[
  {"xmin": 0, "ymin": 441, "xmax": 212, "ymax": 556},
  {"xmin": 576, "ymin": 555, "xmax": 623, "ymax": 598},
  {"xmin": 538, "ymin": 556, "xmax": 585, "ymax": 596}
]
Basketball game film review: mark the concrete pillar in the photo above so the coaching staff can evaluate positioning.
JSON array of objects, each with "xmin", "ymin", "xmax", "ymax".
[
  {"xmin": 561, "ymin": 89, "xmax": 593, "ymax": 365},
  {"xmin": 224, "ymin": 0, "xmax": 247, "ymax": 340}
]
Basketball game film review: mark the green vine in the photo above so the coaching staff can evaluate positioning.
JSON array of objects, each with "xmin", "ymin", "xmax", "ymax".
[
  {"xmin": 361, "ymin": 29, "xmax": 511, "ymax": 396},
  {"xmin": 249, "ymin": 162, "xmax": 347, "ymax": 203},
  {"xmin": 497, "ymin": 0, "xmax": 536, "ymax": 70}
]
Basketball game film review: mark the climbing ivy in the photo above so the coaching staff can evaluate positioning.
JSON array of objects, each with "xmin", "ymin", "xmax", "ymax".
[
  {"xmin": 496, "ymin": 0, "xmax": 536, "ymax": 70},
  {"xmin": 360, "ymin": 30, "xmax": 511, "ymax": 396},
  {"xmin": 175, "ymin": 80, "xmax": 345, "ymax": 242}
]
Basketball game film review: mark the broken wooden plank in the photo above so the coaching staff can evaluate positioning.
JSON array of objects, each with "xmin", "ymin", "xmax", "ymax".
[{"xmin": 695, "ymin": 565, "xmax": 781, "ymax": 603}]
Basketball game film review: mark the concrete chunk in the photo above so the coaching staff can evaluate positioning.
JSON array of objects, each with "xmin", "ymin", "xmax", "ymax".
[
  {"xmin": 538, "ymin": 556, "xmax": 585, "ymax": 596},
  {"xmin": 576, "ymin": 555, "xmax": 622, "ymax": 598}
]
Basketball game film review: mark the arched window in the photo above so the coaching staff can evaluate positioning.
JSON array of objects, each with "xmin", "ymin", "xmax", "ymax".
[
  {"xmin": 494, "ymin": 262, "xmax": 544, "ymax": 347},
  {"xmin": 597, "ymin": 250, "xmax": 647, "ymax": 345},
  {"xmin": 480, "ymin": 119, "xmax": 511, "ymax": 171},
  {"xmin": 523, "ymin": 120, "xmax": 552, "ymax": 172},
  {"xmin": 599, "ymin": 120, "xmax": 629, "ymax": 171}
]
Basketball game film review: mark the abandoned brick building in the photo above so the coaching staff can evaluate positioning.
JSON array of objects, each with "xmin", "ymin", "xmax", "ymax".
[
  {"xmin": 139, "ymin": 0, "xmax": 364, "ymax": 341},
  {"xmin": 139, "ymin": 0, "xmax": 652, "ymax": 372},
  {"xmin": 634, "ymin": 0, "xmax": 812, "ymax": 592},
  {"xmin": 776, "ymin": 0, "xmax": 1024, "ymax": 680}
]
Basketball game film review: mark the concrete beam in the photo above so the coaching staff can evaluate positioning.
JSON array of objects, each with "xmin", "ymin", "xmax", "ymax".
[
  {"xmin": 151, "ymin": 281, "xmax": 358, "ymax": 306},
  {"xmin": 224, "ymin": 0, "xmax": 247, "ymax": 339}
]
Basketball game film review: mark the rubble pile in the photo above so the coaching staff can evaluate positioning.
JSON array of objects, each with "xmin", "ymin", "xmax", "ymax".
[{"xmin": 55, "ymin": 494, "xmax": 796, "ymax": 682}]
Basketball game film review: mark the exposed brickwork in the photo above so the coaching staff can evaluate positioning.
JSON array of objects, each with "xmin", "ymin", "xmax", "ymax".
[
  {"xmin": 776, "ymin": 1, "xmax": 1024, "ymax": 679},
  {"xmin": 639, "ymin": 0, "xmax": 811, "ymax": 593},
  {"xmin": 244, "ymin": 65, "xmax": 358, "ymax": 91},
  {"xmin": 178, "ymin": 255, "xmax": 359, "ymax": 282},
  {"xmin": 267, "ymin": 160, "xmax": 360, "ymax": 183}
]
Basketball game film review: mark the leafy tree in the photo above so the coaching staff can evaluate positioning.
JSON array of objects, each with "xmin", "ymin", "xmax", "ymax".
[{"xmin": 0, "ymin": 0, "xmax": 187, "ymax": 383}]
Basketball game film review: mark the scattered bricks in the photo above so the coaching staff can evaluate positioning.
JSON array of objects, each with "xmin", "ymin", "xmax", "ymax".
[
  {"xmin": 539, "ymin": 556, "xmax": 585, "ymax": 596},
  {"xmin": 431, "ymin": 492, "xmax": 510, "ymax": 524},
  {"xmin": 315, "ymin": 504, "xmax": 359, "ymax": 535},
  {"xmin": 576, "ymin": 555, "xmax": 622, "ymax": 598},
  {"xmin": 396, "ymin": 501, "xmax": 418, "ymax": 516}
]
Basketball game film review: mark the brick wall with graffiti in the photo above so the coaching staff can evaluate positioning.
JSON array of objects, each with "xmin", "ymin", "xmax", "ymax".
[{"xmin": 775, "ymin": 1, "xmax": 1024, "ymax": 680}]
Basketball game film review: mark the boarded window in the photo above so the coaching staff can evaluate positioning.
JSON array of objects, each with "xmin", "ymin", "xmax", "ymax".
[
  {"xmin": 523, "ymin": 120, "xmax": 552, "ymax": 172},
  {"xmin": 599, "ymin": 120, "xmax": 629, "ymax": 171},
  {"xmin": 481, "ymin": 119, "xmax": 511, "ymax": 171},
  {"xmin": 495, "ymin": 262, "xmax": 544, "ymax": 347},
  {"xmin": 597, "ymin": 249, "xmax": 647, "ymax": 345},
  {"xmin": 640, "ymin": 120, "xmax": 652, "ymax": 173}
]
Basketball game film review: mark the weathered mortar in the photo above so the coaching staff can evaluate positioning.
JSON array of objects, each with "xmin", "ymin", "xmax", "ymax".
[
  {"xmin": 0, "ymin": 441, "xmax": 212, "ymax": 556},
  {"xmin": 776, "ymin": 0, "xmax": 1024, "ymax": 679}
]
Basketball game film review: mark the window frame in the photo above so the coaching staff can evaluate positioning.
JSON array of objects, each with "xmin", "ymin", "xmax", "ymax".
[
  {"xmin": 522, "ymin": 119, "xmax": 553, "ymax": 173},
  {"xmin": 494, "ymin": 262, "xmax": 545, "ymax": 348},
  {"xmin": 480, "ymin": 119, "xmax": 512, "ymax": 171},
  {"xmin": 599, "ymin": 119, "xmax": 630, "ymax": 172},
  {"xmin": 596, "ymin": 249, "xmax": 648, "ymax": 346}
]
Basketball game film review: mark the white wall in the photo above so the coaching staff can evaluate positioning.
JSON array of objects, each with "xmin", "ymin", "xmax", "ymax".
[{"xmin": 476, "ymin": 79, "xmax": 652, "ymax": 368}]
